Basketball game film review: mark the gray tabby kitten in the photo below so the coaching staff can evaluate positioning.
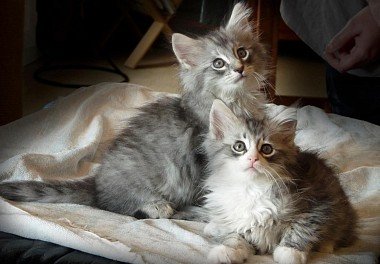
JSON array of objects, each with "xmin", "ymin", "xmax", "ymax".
[
  {"xmin": 203, "ymin": 100, "xmax": 357, "ymax": 264},
  {"xmin": 0, "ymin": 3, "xmax": 268, "ymax": 219}
]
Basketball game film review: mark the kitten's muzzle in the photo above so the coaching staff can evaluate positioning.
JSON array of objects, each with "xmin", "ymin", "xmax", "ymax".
[{"xmin": 234, "ymin": 65, "xmax": 244, "ymax": 74}]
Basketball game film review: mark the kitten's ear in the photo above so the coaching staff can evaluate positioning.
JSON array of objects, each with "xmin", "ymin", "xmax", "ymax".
[
  {"xmin": 279, "ymin": 119, "xmax": 297, "ymax": 142},
  {"xmin": 209, "ymin": 99, "xmax": 240, "ymax": 140},
  {"xmin": 172, "ymin": 33, "xmax": 201, "ymax": 69},
  {"xmin": 267, "ymin": 106, "xmax": 297, "ymax": 142},
  {"xmin": 225, "ymin": 3, "xmax": 253, "ymax": 34}
]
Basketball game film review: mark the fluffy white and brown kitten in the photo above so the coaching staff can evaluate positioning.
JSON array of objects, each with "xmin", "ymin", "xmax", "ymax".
[
  {"xmin": 0, "ymin": 3, "xmax": 268, "ymax": 220},
  {"xmin": 203, "ymin": 100, "xmax": 357, "ymax": 264}
]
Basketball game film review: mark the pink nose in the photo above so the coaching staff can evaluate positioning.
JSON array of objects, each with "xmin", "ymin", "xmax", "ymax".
[
  {"xmin": 248, "ymin": 156, "xmax": 259, "ymax": 167},
  {"xmin": 248, "ymin": 156, "xmax": 258, "ymax": 162}
]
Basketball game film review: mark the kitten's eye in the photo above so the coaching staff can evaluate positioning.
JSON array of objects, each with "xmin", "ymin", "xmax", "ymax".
[
  {"xmin": 232, "ymin": 141, "xmax": 246, "ymax": 154},
  {"xmin": 237, "ymin": 47, "xmax": 249, "ymax": 60},
  {"xmin": 212, "ymin": 58, "xmax": 225, "ymax": 69},
  {"xmin": 260, "ymin": 144, "xmax": 274, "ymax": 155}
]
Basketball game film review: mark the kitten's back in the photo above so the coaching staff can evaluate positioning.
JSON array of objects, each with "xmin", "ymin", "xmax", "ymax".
[
  {"xmin": 94, "ymin": 96, "xmax": 207, "ymax": 216},
  {"xmin": 295, "ymin": 151, "xmax": 357, "ymax": 249}
]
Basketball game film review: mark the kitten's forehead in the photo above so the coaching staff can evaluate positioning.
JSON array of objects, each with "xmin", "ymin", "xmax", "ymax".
[
  {"xmin": 204, "ymin": 29, "xmax": 250, "ymax": 54},
  {"xmin": 225, "ymin": 119, "xmax": 263, "ymax": 143},
  {"xmin": 245, "ymin": 119, "xmax": 293, "ymax": 146},
  {"xmin": 206, "ymin": 31, "xmax": 233, "ymax": 49},
  {"xmin": 247, "ymin": 119, "xmax": 263, "ymax": 135},
  {"xmin": 248, "ymin": 119, "xmax": 296, "ymax": 146}
]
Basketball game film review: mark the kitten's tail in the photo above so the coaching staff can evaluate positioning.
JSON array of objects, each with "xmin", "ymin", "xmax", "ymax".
[{"xmin": 0, "ymin": 176, "xmax": 95, "ymax": 206}]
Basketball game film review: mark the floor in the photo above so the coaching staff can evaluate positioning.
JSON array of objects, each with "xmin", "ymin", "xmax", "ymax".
[{"xmin": 23, "ymin": 46, "xmax": 327, "ymax": 116}]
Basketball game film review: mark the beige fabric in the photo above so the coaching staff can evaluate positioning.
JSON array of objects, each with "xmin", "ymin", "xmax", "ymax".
[{"xmin": 0, "ymin": 83, "xmax": 379, "ymax": 263}]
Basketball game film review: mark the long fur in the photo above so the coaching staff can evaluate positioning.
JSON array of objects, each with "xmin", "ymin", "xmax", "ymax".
[
  {"xmin": 173, "ymin": 2, "xmax": 269, "ymax": 125},
  {"xmin": 203, "ymin": 100, "xmax": 357, "ymax": 264},
  {"xmin": 0, "ymin": 177, "xmax": 95, "ymax": 205},
  {"xmin": 0, "ymin": 3, "xmax": 269, "ymax": 220}
]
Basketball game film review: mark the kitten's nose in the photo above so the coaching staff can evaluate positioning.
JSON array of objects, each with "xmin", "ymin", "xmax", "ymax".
[
  {"xmin": 234, "ymin": 65, "xmax": 244, "ymax": 74},
  {"xmin": 248, "ymin": 156, "xmax": 259, "ymax": 167},
  {"xmin": 249, "ymin": 156, "xmax": 258, "ymax": 162}
]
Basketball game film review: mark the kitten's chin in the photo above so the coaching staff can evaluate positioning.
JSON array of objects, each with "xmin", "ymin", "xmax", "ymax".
[
  {"xmin": 245, "ymin": 166, "xmax": 261, "ymax": 175},
  {"xmin": 224, "ymin": 81, "xmax": 247, "ymax": 94}
]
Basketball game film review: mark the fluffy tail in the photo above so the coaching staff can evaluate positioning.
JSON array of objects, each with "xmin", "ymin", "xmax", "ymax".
[{"xmin": 0, "ymin": 177, "xmax": 95, "ymax": 205}]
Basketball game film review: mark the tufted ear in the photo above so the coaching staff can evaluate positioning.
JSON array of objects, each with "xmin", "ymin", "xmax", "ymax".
[
  {"xmin": 225, "ymin": 3, "xmax": 253, "ymax": 35},
  {"xmin": 271, "ymin": 118, "xmax": 297, "ymax": 143},
  {"xmin": 172, "ymin": 33, "xmax": 202, "ymax": 69},
  {"xmin": 209, "ymin": 99, "xmax": 240, "ymax": 140},
  {"xmin": 267, "ymin": 106, "xmax": 297, "ymax": 142},
  {"xmin": 279, "ymin": 119, "xmax": 297, "ymax": 142}
]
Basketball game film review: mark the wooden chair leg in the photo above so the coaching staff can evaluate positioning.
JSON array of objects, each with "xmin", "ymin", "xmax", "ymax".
[
  {"xmin": 124, "ymin": 21, "xmax": 165, "ymax": 68},
  {"xmin": 124, "ymin": 0, "xmax": 181, "ymax": 68}
]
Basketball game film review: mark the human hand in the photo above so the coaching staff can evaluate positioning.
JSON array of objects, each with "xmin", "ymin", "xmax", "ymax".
[{"xmin": 324, "ymin": 6, "xmax": 380, "ymax": 73}]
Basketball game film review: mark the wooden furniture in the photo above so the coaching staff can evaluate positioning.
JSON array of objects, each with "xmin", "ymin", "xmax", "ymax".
[
  {"xmin": 124, "ymin": 0, "xmax": 181, "ymax": 68},
  {"xmin": 249, "ymin": 0, "xmax": 330, "ymax": 110},
  {"xmin": 249, "ymin": 0, "xmax": 280, "ymax": 101}
]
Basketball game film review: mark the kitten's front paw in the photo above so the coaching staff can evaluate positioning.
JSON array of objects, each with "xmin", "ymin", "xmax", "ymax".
[
  {"xmin": 140, "ymin": 201, "xmax": 174, "ymax": 219},
  {"xmin": 273, "ymin": 246, "xmax": 307, "ymax": 264},
  {"xmin": 207, "ymin": 245, "xmax": 248, "ymax": 264}
]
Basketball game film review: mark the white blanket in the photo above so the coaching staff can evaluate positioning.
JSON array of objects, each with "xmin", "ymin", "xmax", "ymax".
[{"xmin": 0, "ymin": 83, "xmax": 379, "ymax": 264}]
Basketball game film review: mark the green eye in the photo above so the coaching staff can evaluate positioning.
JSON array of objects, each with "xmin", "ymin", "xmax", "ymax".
[
  {"xmin": 260, "ymin": 144, "xmax": 274, "ymax": 155},
  {"xmin": 232, "ymin": 140, "xmax": 246, "ymax": 153},
  {"xmin": 237, "ymin": 47, "xmax": 248, "ymax": 60},
  {"xmin": 212, "ymin": 58, "xmax": 225, "ymax": 69}
]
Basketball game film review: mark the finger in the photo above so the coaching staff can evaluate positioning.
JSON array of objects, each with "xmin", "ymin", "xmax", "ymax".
[
  {"xmin": 337, "ymin": 48, "xmax": 364, "ymax": 72},
  {"xmin": 324, "ymin": 50, "xmax": 342, "ymax": 72},
  {"xmin": 326, "ymin": 23, "xmax": 359, "ymax": 53}
]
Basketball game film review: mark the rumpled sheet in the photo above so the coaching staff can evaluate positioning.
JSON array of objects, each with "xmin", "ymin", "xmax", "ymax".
[{"xmin": 0, "ymin": 83, "xmax": 379, "ymax": 263}]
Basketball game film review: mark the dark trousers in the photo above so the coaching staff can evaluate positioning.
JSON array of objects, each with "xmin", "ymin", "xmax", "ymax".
[{"xmin": 326, "ymin": 65, "xmax": 380, "ymax": 126}]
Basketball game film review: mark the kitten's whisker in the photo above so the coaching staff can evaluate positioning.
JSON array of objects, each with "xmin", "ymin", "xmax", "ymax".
[
  {"xmin": 255, "ymin": 72, "xmax": 273, "ymax": 90},
  {"xmin": 264, "ymin": 166, "xmax": 290, "ymax": 195},
  {"xmin": 251, "ymin": 72, "xmax": 265, "ymax": 89},
  {"xmin": 268, "ymin": 166, "xmax": 290, "ymax": 188},
  {"xmin": 251, "ymin": 74, "xmax": 265, "ymax": 95},
  {"xmin": 252, "ymin": 72, "xmax": 275, "ymax": 102},
  {"xmin": 252, "ymin": 72, "xmax": 270, "ymax": 101},
  {"xmin": 272, "ymin": 164, "xmax": 297, "ymax": 186},
  {"xmin": 261, "ymin": 167, "xmax": 285, "ymax": 201}
]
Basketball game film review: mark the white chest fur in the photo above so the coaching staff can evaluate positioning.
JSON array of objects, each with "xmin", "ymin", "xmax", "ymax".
[{"xmin": 205, "ymin": 170, "xmax": 293, "ymax": 253}]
